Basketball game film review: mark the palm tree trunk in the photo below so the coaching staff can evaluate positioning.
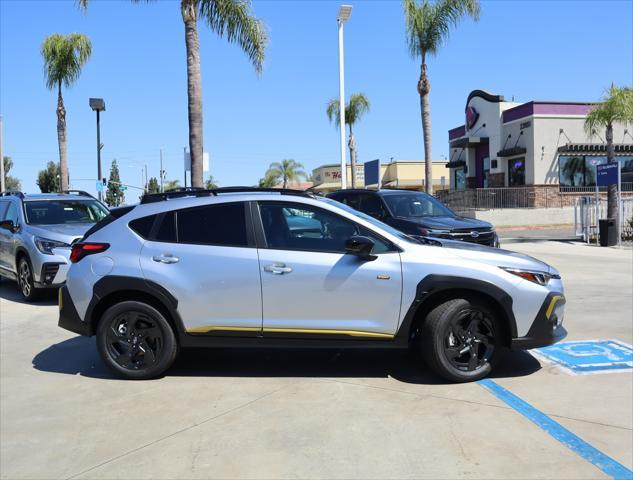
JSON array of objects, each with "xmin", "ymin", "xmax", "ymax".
[
  {"xmin": 418, "ymin": 60, "xmax": 433, "ymax": 194},
  {"xmin": 348, "ymin": 125, "xmax": 356, "ymax": 189},
  {"xmin": 606, "ymin": 123, "xmax": 618, "ymax": 224},
  {"xmin": 182, "ymin": 0, "xmax": 203, "ymax": 188},
  {"xmin": 56, "ymin": 81, "xmax": 68, "ymax": 192}
]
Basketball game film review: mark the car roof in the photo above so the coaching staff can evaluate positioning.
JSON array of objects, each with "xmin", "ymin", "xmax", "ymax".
[
  {"xmin": 329, "ymin": 189, "xmax": 430, "ymax": 196},
  {"xmin": 22, "ymin": 194, "xmax": 96, "ymax": 201}
]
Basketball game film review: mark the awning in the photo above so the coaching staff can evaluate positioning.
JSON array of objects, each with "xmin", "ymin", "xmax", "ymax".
[
  {"xmin": 449, "ymin": 136, "xmax": 489, "ymax": 149},
  {"xmin": 446, "ymin": 160, "xmax": 466, "ymax": 168},
  {"xmin": 557, "ymin": 143, "xmax": 633, "ymax": 155},
  {"xmin": 497, "ymin": 147, "xmax": 527, "ymax": 157}
]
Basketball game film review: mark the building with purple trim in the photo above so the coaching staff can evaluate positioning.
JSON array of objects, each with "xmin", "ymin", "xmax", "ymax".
[{"xmin": 447, "ymin": 90, "xmax": 633, "ymax": 191}]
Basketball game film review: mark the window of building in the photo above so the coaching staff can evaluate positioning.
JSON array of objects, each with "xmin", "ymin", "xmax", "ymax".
[
  {"xmin": 559, "ymin": 155, "xmax": 633, "ymax": 187},
  {"xmin": 259, "ymin": 202, "xmax": 392, "ymax": 254},
  {"xmin": 559, "ymin": 156, "xmax": 587, "ymax": 187},
  {"xmin": 454, "ymin": 168, "xmax": 466, "ymax": 190},
  {"xmin": 177, "ymin": 203, "xmax": 247, "ymax": 247},
  {"xmin": 508, "ymin": 157, "xmax": 526, "ymax": 186}
]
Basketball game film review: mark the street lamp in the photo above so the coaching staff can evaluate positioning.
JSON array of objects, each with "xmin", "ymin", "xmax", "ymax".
[
  {"xmin": 89, "ymin": 98, "xmax": 106, "ymax": 201},
  {"xmin": 337, "ymin": 4, "xmax": 352, "ymax": 190}
]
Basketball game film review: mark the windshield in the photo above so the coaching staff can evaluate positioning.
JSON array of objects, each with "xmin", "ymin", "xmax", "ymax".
[
  {"xmin": 24, "ymin": 200, "xmax": 109, "ymax": 225},
  {"xmin": 382, "ymin": 192, "xmax": 455, "ymax": 218},
  {"xmin": 318, "ymin": 197, "xmax": 418, "ymax": 244}
]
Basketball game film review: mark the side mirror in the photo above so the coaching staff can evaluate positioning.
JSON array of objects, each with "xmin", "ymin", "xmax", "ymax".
[
  {"xmin": 0, "ymin": 220, "xmax": 16, "ymax": 232},
  {"xmin": 345, "ymin": 235, "xmax": 377, "ymax": 261}
]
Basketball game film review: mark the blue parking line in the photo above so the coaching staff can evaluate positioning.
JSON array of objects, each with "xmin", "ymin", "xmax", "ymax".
[{"xmin": 479, "ymin": 379, "xmax": 633, "ymax": 480}]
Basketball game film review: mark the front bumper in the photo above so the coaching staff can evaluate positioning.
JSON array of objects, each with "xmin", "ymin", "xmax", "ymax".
[
  {"xmin": 58, "ymin": 286, "xmax": 94, "ymax": 336},
  {"xmin": 511, "ymin": 293, "xmax": 567, "ymax": 349}
]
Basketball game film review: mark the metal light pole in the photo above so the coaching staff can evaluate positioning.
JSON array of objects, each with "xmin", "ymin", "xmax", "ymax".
[
  {"xmin": 159, "ymin": 148, "xmax": 164, "ymax": 193},
  {"xmin": 89, "ymin": 98, "xmax": 106, "ymax": 201},
  {"xmin": 337, "ymin": 5, "xmax": 352, "ymax": 190},
  {"xmin": 0, "ymin": 114, "xmax": 5, "ymax": 192}
]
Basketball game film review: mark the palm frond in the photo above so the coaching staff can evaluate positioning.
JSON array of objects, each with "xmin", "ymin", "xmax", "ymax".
[
  {"xmin": 584, "ymin": 85, "xmax": 633, "ymax": 136},
  {"xmin": 199, "ymin": 0, "xmax": 268, "ymax": 74},
  {"xmin": 346, "ymin": 93, "xmax": 370, "ymax": 126},
  {"xmin": 326, "ymin": 98, "xmax": 341, "ymax": 127},
  {"xmin": 41, "ymin": 33, "xmax": 92, "ymax": 89}
]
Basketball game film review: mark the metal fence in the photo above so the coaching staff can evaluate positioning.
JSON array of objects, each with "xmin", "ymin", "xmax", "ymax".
[{"xmin": 575, "ymin": 196, "xmax": 633, "ymax": 243}]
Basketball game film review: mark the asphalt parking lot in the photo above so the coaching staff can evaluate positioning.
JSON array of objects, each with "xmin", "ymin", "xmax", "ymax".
[{"xmin": 1, "ymin": 241, "xmax": 632, "ymax": 479}]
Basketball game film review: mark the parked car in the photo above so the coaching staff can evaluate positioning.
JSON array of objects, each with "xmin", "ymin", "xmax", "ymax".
[
  {"xmin": 0, "ymin": 190, "xmax": 109, "ymax": 301},
  {"xmin": 58, "ymin": 187, "xmax": 566, "ymax": 382},
  {"xmin": 327, "ymin": 189, "xmax": 500, "ymax": 248}
]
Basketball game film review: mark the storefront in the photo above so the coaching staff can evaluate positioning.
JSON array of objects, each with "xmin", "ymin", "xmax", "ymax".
[{"xmin": 447, "ymin": 90, "xmax": 633, "ymax": 190}]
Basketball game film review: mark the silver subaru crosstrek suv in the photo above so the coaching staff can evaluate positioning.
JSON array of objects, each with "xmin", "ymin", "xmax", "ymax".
[
  {"xmin": 0, "ymin": 190, "xmax": 109, "ymax": 301},
  {"xmin": 58, "ymin": 187, "xmax": 566, "ymax": 382}
]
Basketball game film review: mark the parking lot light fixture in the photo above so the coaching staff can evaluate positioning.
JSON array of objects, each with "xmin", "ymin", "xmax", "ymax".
[
  {"xmin": 337, "ymin": 4, "xmax": 352, "ymax": 189},
  {"xmin": 89, "ymin": 98, "xmax": 106, "ymax": 201}
]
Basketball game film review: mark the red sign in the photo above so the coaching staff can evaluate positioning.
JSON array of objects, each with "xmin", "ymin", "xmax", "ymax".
[{"xmin": 465, "ymin": 106, "xmax": 479, "ymax": 130}]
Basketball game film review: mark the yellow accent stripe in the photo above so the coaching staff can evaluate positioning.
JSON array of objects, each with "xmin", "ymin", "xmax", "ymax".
[
  {"xmin": 263, "ymin": 328, "xmax": 394, "ymax": 339},
  {"xmin": 187, "ymin": 326, "xmax": 261, "ymax": 334},
  {"xmin": 545, "ymin": 295, "xmax": 565, "ymax": 319},
  {"xmin": 186, "ymin": 326, "xmax": 394, "ymax": 339}
]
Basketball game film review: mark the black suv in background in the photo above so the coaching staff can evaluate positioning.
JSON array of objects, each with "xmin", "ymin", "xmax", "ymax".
[{"xmin": 327, "ymin": 189, "xmax": 500, "ymax": 247}]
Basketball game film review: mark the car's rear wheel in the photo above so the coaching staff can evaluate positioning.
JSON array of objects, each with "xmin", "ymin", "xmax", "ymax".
[
  {"xmin": 18, "ymin": 256, "xmax": 41, "ymax": 302},
  {"xmin": 96, "ymin": 301, "xmax": 178, "ymax": 380},
  {"xmin": 419, "ymin": 298, "xmax": 503, "ymax": 382}
]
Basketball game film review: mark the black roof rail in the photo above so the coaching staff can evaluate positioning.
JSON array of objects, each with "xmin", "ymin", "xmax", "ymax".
[
  {"xmin": 140, "ymin": 186, "xmax": 314, "ymax": 205},
  {"xmin": 0, "ymin": 190, "xmax": 25, "ymax": 199},
  {"xmin": 61, "ymin": 190, "xmax": 96, "ymax": 199}
]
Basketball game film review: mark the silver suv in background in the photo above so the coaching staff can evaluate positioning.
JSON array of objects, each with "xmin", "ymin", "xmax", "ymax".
[{"xmin": 0, "ymin": 190, "xmax": 109, "ymax": 301}]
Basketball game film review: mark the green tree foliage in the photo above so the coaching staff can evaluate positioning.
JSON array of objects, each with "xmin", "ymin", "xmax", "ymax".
[
  {"xmin": 36, "ymin": 161, "xmax": 61, "ymax": 193},
  {"xmin": 265, "ymin": 159, "xmax": 306, "ymax": 189},
  {"xmin": 164, "ymin": 179, "xmax": 181, "ymax": 191},
  {"xmin": 147, "ymin": 177, "xmax": 160, "ymax": 194},
  {"xmin": 3, "ymin": 157, "xmax": 22, "ymax": 191},
  {"xmin": 105, "ymin": 159, "xmax": 125, "ymax": 207},
  {"xmin": 205, "ymin": 175, "xmax": 219, "ymax": 189},
  {"xmin": 41, "ymin": 33, "xmax": 92, "ymax": 192}
]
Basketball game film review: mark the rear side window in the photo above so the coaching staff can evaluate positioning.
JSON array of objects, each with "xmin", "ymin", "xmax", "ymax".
[
  {"xmin": 177, "ymin": 203, "xmax": 247, "ymax": 247},
  {"xmin": 129, "ymin": 215, "xmax": 156, "ymax": 239},
  {"xmin": 155, "ymin": 212, "xmax": 176, "ymax": 242}
]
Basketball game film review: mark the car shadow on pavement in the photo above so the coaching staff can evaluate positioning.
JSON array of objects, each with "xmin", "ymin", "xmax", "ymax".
[
  {"xmin": 32, "ymin": 337, "xmax": 542, "ymax": 384},
  {"xmin": 0, "ymin": 281, "xmax": 58, "ymax": 306}
]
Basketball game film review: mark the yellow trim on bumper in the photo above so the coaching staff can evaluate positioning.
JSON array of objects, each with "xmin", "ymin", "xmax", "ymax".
[{"xmin": 545, "ymin": 295, "xmax": 565, "ymax": 320}]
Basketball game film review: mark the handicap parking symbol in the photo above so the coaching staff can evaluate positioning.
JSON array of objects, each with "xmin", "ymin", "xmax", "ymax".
[{"xmin": 533, "ymin": 340, "xmax": 633, "ymax": 375}]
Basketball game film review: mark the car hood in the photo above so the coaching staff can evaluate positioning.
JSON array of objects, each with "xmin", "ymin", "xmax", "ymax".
[
  {"xmin": 26, "ymin": 223, "xmax": 93, "ymax": 243},
  {"xmin": 431, "ymin": 238, "xmax": 556, "ymax": 275},
  {"xmin": 399, "ymin": 215, "xmax": 492, "ymax": 231}
]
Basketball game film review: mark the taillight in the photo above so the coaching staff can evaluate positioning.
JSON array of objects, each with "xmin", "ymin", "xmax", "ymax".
[{"xmin": 70, "ymin": 242, "xmax": 109, "ymax": 263}]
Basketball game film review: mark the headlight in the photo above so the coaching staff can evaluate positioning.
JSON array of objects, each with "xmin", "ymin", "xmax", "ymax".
[
  {"xmin": 34, "ymin": 236, "xmax": 71, "ymax": 255},
  {"xmin": 418, "ymin": 227, "xmax": 450, "ymax": 236},
  {"xmin": 499, "ymin": 266, "xmax": 559, "ymax": 286}
]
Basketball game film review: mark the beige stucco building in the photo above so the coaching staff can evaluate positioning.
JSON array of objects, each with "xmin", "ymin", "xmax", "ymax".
[{"xmin": 312, "ymin": 160, "xmax": 449, "ymax": 193}]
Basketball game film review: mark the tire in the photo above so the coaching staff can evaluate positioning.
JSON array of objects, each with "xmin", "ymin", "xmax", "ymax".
[
  {"xmin": 17, "ymin": 256, "xmax": 41, "ymax": 302},
  {"xmin": 96, "ymin": 301, "xmax": 178, "ymax": 380},
  {"xmin": 418, "ymin": 298, "xmax": 503, "ymax": 383}
]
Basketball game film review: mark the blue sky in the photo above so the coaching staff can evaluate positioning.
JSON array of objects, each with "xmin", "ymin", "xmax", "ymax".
[{"xmin": 1, "ymin": 0, "xmax": 632, "ymax": 196}]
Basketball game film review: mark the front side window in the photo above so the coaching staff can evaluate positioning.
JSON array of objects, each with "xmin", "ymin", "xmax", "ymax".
[
  {"xmin": 0, "ymin": 201, "xmax": 8, "ymax": 220},
  {"xmin": 508, "ymin": 157, "xmax": 526, "ymax": 186},
  {"xmin": 382, "ymin": 192, "xmax": 454, "ymax": 218},
  {"xmin": 358, "ymin": 194, "xmax": 388, "ymax": 219},
  {"xmin": 24, "ymin": 200, "xmax": 108, "ymax": 225},
  {"xmin": 259, "ymin": 202, "xmax": 392, "ymax": 254},
  {"xmin": 5, "ymin": 203, "xmax": 19, "ymax": 225},
  {"xmin": 177, "ymin": 202, "xmax": 247, "ymax": 247}
]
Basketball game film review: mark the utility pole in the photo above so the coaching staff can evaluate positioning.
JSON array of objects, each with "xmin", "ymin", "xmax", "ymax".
[
  {"xmin": 0, "ymin": 114, "xmax": 5, "ymax": 192},
  {"xmin": 159, "ymin": 148, "xmax": 164, "ymax": 193}
]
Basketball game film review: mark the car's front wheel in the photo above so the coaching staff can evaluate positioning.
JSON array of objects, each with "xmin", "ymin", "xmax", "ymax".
[
  {"xmin": 17, "ymin": 256, "xmax": 41, "ymax": 302},
  {"xmin": 419, "ymin": 298, "xmax": 503, "ymax": 382},
  {"xmin": 96, "ymin": 301, "xmax": 178, "ymax": 380}
]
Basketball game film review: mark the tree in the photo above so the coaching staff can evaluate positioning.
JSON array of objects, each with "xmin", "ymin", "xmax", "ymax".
[
  {"xmin": 258, "ymin": 168, "xmax": 279, "ymax": 188},
  {"xmin": 41, "ymin": 33, "xmax": 92, "ymax": 192},
  {"xmin": 105, "ymin": 159, "xmax": 125, "ymax": 207},
  {"xmin": 164, "ymin": 179, "xmax": 182, "ymax": 191},
  {"xmin": 266, "ymin": 159, "xmax": 306, "ymax": 189},
  {"xmin": 585, "ymin": 85, "xmax": 633, "ymax": 225},
  {"xmin": 78, "ymin": 0, "xmax": 267, "ymax": 189},
  {"xmin": 147, "ymin": 177, "xmax": 160, "ymax": 194},
  {"xmin": 326, "ymin": 93, "xmax": 370, "ymax": 189},
  {"xmin": 403, "ymin": 0, "xmax": 480, "ymax": 193},
  {"xmin": 205, "ymin": 175, "xmax": 219, "ymax": 189},
  {"xmin": 2, "ymin": 157, "xmax": 21, "ymax": 191},
  {"xmin": 36, "ymin": 161, "xmax": 61, "ymax": 193}
]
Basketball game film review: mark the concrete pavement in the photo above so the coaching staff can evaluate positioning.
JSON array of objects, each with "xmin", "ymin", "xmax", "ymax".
[{"xmin": 1, "ymin": 241, "xmax": 631, "ymax": 479}]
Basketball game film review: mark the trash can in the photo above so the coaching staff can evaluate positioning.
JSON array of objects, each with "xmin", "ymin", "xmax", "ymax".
[{"xmin": 599, "ymin": 218, "xmax": 617, "ymax": 247}]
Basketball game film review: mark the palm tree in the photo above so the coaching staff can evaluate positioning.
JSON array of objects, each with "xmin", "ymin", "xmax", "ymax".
[
  {"xmin": 403, "ymin": 0, "xmax": 480, "ymax": 193},
  {"xmin": 78, "ymin": 0, "xmax": 268, "ymax": 188},
  {"xmin": 267, "ymin": 159, "xmax": 306, "ymax": 189},
  {"xmin": 41, "ymin": 33, "xmax": 92, "ymax": 192},
  {"xmin": 326, "ymin": 93, "xmax": 370, "ymax": 189},
  {"xmin": 204, "ymin": 175, "xmax": 219, "ymax": 189},
  {"xmin": 164, "ymin": 179, "xmax": 182, "ymax": 191},
  {"xmin": 585, "ymin": 85, "xmax": 633, "ymax": 223}
]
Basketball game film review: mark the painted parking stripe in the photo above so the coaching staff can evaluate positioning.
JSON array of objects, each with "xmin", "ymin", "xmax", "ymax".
[{"xmin": 479, "ymin": 379, "xmax": 633, "ymax": 480}]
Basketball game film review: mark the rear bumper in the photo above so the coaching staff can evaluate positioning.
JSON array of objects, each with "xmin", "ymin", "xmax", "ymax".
[
  {"xmin": 511, "ymin": 293, "xmax": 567, "ymax": 349},
  {"xmin": 58, "ymin": 286, "xmax": 94, "ymax": 336}
]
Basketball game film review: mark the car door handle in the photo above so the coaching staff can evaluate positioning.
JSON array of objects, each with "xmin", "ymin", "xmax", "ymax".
[
  {"xmin": 152, "ymin": 254, "xmax": 179, "ymax": 264},
  {"xmin": 264, "ymin": 263, "xmax": 293, "ymax": 275}
]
